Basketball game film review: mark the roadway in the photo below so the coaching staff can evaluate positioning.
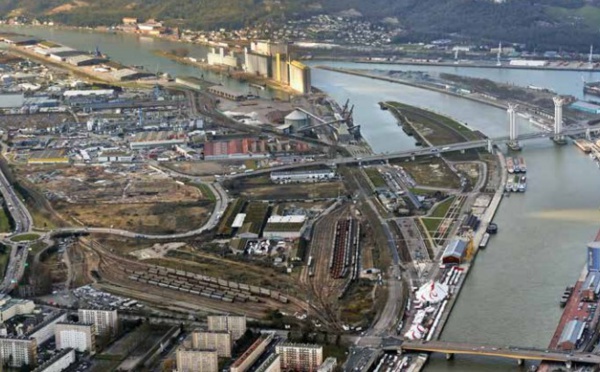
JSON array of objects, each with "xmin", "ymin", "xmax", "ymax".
[
  {"xmin": 225, "ymin": 122, "xmax": 600, "ymax": 180},
  {"xmin": 399, "ymin": 340, "xmax": 600, "ymax": 365},
  {"xmin": 0, "ymin": 158, "xmax": 34, "ymax": 293}
]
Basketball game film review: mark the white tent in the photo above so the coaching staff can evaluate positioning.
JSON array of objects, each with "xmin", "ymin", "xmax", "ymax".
[{"xmin": 416, "ymin": 281, "xmax": 449, "ymax": 304}]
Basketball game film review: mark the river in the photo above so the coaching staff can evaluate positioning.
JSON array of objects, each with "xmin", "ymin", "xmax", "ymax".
[{"xmin": 3, "ymin": 25, "xmax": 600, "ymax": 371}]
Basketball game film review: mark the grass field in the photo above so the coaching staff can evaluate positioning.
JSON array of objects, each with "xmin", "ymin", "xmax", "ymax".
[
  {"xmin": 363, "ymin": 167, "xmax": 387, "ymax": 188},
  {"xmin": 0, "ymin": 208, "xmax": 10, "ymax": 233},
  {"xmin": 420, "ymin": 217, "xmax": 443, "ymax": 234},
  {"xmin": 431, "ymin": 196, "xmax": 455, "ymax": 218},
  {"xmin": 0, "ymin": 245, "xmax": 9, "ymax": 279},
  {"xmin": 386, "ymin": 101, "xmax": 480, "ymax": 145},
  {"xmin": 11, "ymin": 233, "xmax": 40, "ymax": 242}
]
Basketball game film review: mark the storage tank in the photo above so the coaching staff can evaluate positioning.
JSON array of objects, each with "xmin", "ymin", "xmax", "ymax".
[
  {"xmin": 284, "ymin": 110, "xmax": 310, "ymax": 131},
  {"xmin": 588, "ymin": 241, "xmax": 600, "ymax": 272}
]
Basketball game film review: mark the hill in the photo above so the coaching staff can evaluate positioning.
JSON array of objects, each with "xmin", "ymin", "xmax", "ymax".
[{"xmin": 0, "ymin": 0, "xmax": 599, "ymax": 51}]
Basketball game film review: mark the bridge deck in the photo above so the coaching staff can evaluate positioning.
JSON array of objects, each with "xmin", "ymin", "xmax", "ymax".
[{"xmin": 398, "ymin": 341, "xmax": 600, "ymax": 364}]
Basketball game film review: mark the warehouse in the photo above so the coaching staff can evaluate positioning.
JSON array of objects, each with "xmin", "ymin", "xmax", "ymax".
[
  {"xmin": 49, "ymin": 50, "xmax": 86, "ymax": 62},
  {"xmin": 112, "ymin": 69, "xmax": 154, "ymax": 81},
  {"xmin": 441, "ymin": 238, "xmax": 469, "ymax": 265},
  {"xmin": 63, "ymin": 90, "xmax": 115, "ymax": 99},
  {"xmin": 581, "ymin": 272, "xmax": 600, "ymax": 302},
  {"xmin": 270, "ymin": 169, "xmax": 335, "ymax": 183},
  {"xmin": 263, "ymin": 215, "xmax": 306, "ymax": 239},
  {"xmin": 557, "ymin": 320, "xmax": 585, "ymax": 350},
  {"xmin": 67, "ymin": 55, "xmax": 108, "ymax": 66},
  {"xmin": 208, "ymin": 85, "xmax": 246, "ymax": 101},
  {"xmin": 129, "ymin": 131, "xmax": 187, "ymax": 149},
  {"xmin": 98, "ymin": 151, "xmax": 134, "ymax": 163},
  {"xmin": 176, "ymin": 76, "xmax": 205, "ymax": 91},
  {"xmin": 203, "ymin": 138, "xmax": 269, "ymax": 160},
  {"xmin": 1, "ymin": 36, "xmax": 39, "ymax": 46},
  {"xmin": 0, "ymin": 93, "xmax": 24, "ymax": 109},
  {"xmin": 569, "ymin": 101, "xmax": 600, "ymax": 115},
  {"xmin": 27, "ymin": 149, "xmax": 70, "ymax": 165}
]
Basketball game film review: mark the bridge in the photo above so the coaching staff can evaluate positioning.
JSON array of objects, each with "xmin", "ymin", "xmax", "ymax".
[
  {"xmin": 225, "ymin": 122, "xmax": 600, "ymax": 180},
  {"xmin": 393, "ymin": 341, "xmax": 600, "ymax": 367}
]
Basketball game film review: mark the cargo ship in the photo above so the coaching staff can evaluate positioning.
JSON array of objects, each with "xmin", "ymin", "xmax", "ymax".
[
  {"xmin": 518, "ymin": 157, "xmax": 527, "ymax": 173},
  {"xmin": 506, "ymin": 157, "xmax": 515, "ymax": 173},
  {"xmin": 505, "ymin": 177, "xmax": 513, "ymax": 192},
  {"xmin": 518, "ymin": 176, "xmax": 527, "ymax": 192},
  {"xmin": 511, "ymin": 175, "xmax": 520, "ymax": 192},
  {"xmin": 479, "ymin": 233, "xmax": 490, "ymax": 249},
  {"xmin": 513, "ymin": 157, "xmax": 521, "ymax": 173},
  {"xmin": 584, "ymin": 81, "xmax": 600, "ymax": 97}
]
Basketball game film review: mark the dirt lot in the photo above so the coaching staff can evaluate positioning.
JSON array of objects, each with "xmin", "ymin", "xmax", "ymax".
[
  {"xmin": 54, "ymin": 201, "xmax": 213, "ymax": 234},
  {"xmin": 23, "ymin": 165, "xmax": 205, "ymax": 203},
  {"xmin": 399, "ymin": 158, "xmax": 461, "ymax": 189},
  {"xmin": 226, "ymin": 176, "xmax": 345, "ymax": 200}
]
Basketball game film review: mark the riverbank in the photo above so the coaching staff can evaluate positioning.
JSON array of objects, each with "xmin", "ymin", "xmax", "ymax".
[
  {"xmin": 381, "ymin": 101, "xmax": 484, "ymax": 146},
  {"xmin": 154, "ymin": 50, "xmax": 299, "ymax": 96},
  {"xmin": 350, "ymin": 58, "xmax": 600, "ymax": 73},
  {"xmin": 316, "ymin": 66, "xmax": 509, "ymax": 111}
]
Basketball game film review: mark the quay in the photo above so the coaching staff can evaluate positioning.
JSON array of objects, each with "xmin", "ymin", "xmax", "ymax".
[
  {"xmin": 316, "ymin": 66, "xmax": 508, "ymax": 111},
  {"xmin": 351, "ymin": 58, "xmax": 600, "ymax": 73}
]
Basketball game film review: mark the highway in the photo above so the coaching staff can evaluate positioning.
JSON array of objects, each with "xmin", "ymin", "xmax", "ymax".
[
  {"xmin": 398, "ymin": 340, "xmax": 600, "ymax": 365},
  {"xmin": 0, "ymin": 159, "xmax": 34, "ymax": 293}
]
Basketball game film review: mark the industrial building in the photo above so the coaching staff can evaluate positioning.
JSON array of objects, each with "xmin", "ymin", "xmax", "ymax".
[
  {"xmin": 317, "ymin": 357, "xmax": 338, "ymax": 372},
  {"xmin": 0, "ymin": 93, "xmax": 25, "ymax": 109},
  {"xmin": 275, "ymin": 343, "xmax": 323, "ymax": 372},
  {"xmin": 570, "ymin": 101, "xmax": 600, "ymax": 114},
  {"xmin": 207, "ymin": 48, "xmax": 240, "ymax": 68},
  {"xmin": 32, "ymin": 348, "xmax": 75, "ymax": 372},
  {"xmin": 589, "ymin": 241, "xmax": 600, "ymax": 272},
  {"xmin": 557, "ymin": 320, "xmax": 585, "ymax": 350},
  {"xmin": 190, "ymin": 330, "xmax": 232, "ymax": 358},
  {"xmin": 230, "ymin": 333, "xmax": 273, "ymax": 372},
  {"xmin": 245, "ymin": 51, "xmax": 271, "ymax": 77},
  {"xmin": 66, "ymin": 55, "xmax": 108, "ymax": 66},
  {"xmin": 112, "ymin": 69, "xmax": 154, "ymax": 81},
  {"xmin": 176, "ymin": 348, "xmax": 218, "ymax": 372},
  {"xmin": 77, "ymin": 309, "xmax": 118, "ymax": 338},
  {"xmin": 284, "ymin": 110, "xmax": 310, "ymax": 132},
  {"xmin": 0, "ymin": 296, "xmax": 35, "ymax": 322},
  {"xmin": 98, "ymin": 151, "xmax": 134, "ymax": 163},
  {"xmin": 129, "ymin": 131, "xmax": 187, "ymax": 150},
  {"xmin": 255, "ymin": 353, "xmax": 281, "ymax": 372},
  {"xmin": 27, "ymin": 312, "xmax": 67, "ymax": 345},
  {"xmin": 203, "ymin": 138, "xmax": 269, "ymax": 160},
  {"xmin": 509, "ymin": 59, "xmax": 548, "ymax": 67},
  {"xmin": 582, "ymin": 272, "xmax": 600, "ymax": 302},
  {"xmin": 207, "ymin": 315, "xmax": 247, "ymax": 340},
  {"xmin": 1, "ymin": 36, "xmax": 39, "ymax": 46},
  {"xmin": 0, "ymin": 336, "xmax": 38, "ymax": 368},
  {"xmin": 441, "ymin": 238, "xmax": 469, "ymax": 265},
  {"xmin": 289, "ymin": 61, "xmax": 312, "ymax": 94},
  {"xmin": 207, "ymin": 85, "xmax": 246, "ymax": 101},
  {"xmin": 270, "ymin": 169, "xmax": 335, "ymax": 183},
  {"xmin": 55, "ymin": 322, "xmax": 96, "ymax": 354},
  {"xmin": 27, "ymin": 149, "xmax": 70, "ymax": 165},
  {"xmin": 250, "ymin": 41, "xmax": 288, "ymax": 56},
  {"xmin": 263, "ymin": 215, "xmax": 307, "ymax": 239},
  {"xmin": 176, "ymin": 76, "xmax": 205, "ymax": 91}
]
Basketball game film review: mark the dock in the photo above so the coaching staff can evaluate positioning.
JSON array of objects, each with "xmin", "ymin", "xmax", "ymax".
[{"xmin": 574, "ymin": 139, "xmax": 593, "ymax": 153}]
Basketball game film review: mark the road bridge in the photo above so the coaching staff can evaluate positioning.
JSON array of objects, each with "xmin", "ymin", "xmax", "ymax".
[
  {"xmin": 393, "ymin": 341, "xmax": 600, "ymax": 367},
  {"xmin": 225, "ymin": 122, "xmax": 600, "ymax": 180}
]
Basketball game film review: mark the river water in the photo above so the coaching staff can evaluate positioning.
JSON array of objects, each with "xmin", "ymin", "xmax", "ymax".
[{"xmin": 3, "ymin": 25, "xmax": 600, "ymax": 371}]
